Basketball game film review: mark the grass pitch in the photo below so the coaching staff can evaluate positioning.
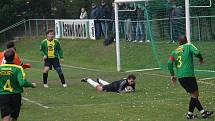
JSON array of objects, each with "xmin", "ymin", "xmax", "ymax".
[{"xmin": 1, "ymin": 37, "xmax": 215, "ymax": 121}]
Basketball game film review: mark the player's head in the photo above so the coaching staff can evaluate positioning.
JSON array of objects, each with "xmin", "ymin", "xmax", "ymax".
[
  {"xmin": 178, "ymin": 35, "xmax": 188, "ymax": 45},
  {"xmin": 6, "ymin": 41, "xmax": 16, "ymax": 50},
  {"xmin": 91, "ymin": 3, "xmax": 96, "ymax": 8},
  {"xmin": 46, "ymin": 29, "xmax": 55, "ymax": 40},
  {"xmin": 81, "ymin": 8, "xmax": 86, "ymax": 12},
  {"xmin": 127, "ymin": 74, "xmax": 136, "ymax": 85},
  {"xmin": 101, "ymin": 0, "xmax": 106, "ymax": 6},
  {"xmin": 4, "ymin": 49, "xmax": 15, "ymax": 63}
]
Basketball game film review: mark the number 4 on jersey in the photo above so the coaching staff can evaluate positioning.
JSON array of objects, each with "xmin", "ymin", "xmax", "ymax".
[{"xmin": 3, "ymin": 80, "xmax": 13, "ymax": 92}]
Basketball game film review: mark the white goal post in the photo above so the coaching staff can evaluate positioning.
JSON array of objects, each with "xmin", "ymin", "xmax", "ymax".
[
  {"xmin": 113, "ymin": 0, "xmax": 193, "ymax": 72},
  {"xmin": 114, "ymin": 0, "xmax": 169, "ymax": 72},
  {"xmin": 190, "ymin": 0, "xmax": 212, "ymax": 8},
  {"xmin": 114, "ymin": 0, "xmax": 153, "ymax": 72},
  {"xmin": 115, "ymin": 0, "xmax": 152, "ymax": 3}
]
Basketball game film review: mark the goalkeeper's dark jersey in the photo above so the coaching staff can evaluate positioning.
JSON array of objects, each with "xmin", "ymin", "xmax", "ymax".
[
  {"xmin": 0, "ymin": 64, "xmax": 33, "ymax": 94},
  {"xmin": 106, "ymin": 79, "xmax": 135, "ymax": 92},
  {"xmin": 168, "ymin": 44, "xmax": 203, "ymax": 78}
]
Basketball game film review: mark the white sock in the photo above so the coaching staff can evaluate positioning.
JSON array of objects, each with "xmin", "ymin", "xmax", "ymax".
[
  {"xmin": 188, "ymin": 112, "xmax": 193, "ymax": 115},
  {"xmin": 200, "ymin": 110, "xmax": 205, "ymax": 114},
  {"xmin": 98, "ymin": 78, "xmax": 110, "ymax": 85},
  {"xmin": 86, "ymin": 78, "xmax": 99, "ymax": 88}
]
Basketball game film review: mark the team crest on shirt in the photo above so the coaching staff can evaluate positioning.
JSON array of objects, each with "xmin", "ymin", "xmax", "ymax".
[
  {"xmin": 48, "ymin": 44, "xmax": 54, "ymax": 51},
  {"xmin": 175, "ymin": 46, "xmax": 184, "ymax": 54}
]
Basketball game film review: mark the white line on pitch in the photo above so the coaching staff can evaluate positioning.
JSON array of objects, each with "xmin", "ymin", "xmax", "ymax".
[
  {"xmin": 22, "ymin": 97, "xmax": 53, "ymax": 109},
  {"xmin": 23, "ymin": 58, "xmax": 113, "ymax": 72},
  {"xmin": 125, "ymin": 68, "xmax": 160, "ymax": 73},
  {"xmin": 55, "ymin": 97, "xmax": 188, "ymax": 108},
  {"xmin": 198, "ymin": 81, "xmax": 215, "ymax": 87},
  {"xmin": 23, "ymin": 58, "xmax": 215, "ymax": 87},
  {"xmin": 126, "ymin": 71, "xmax": 215, "ymax": 87},
  {"xmin": 196, "ymin": 69, "xmax": 215, "ymax": 73},
  {"xmin": 199, "ymin": 77, "xmax": 215, "ymax": 81},
  {"xmin": 23, "ymin": 58, "xmax": 160, "ymax": 73},
  {"xmin": 23, "ymin": 58, "xmax": 215, "ymax": 74}
]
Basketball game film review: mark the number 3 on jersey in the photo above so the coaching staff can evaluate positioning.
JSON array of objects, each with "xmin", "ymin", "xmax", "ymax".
[
  {"xmin": 177, "ymin": 56, "xmax": 182, "ymax": 68},
  {"xmin": 3, "ymin": 80, "xmax": 13, "ymax": 92}
]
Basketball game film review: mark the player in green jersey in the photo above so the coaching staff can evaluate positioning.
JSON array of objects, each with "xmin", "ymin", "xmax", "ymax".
[
  {"xmin": 0, "ymin": 49, "xmax": 36, "ymax": 121},
  {"xmin": 168, "ymin": 36, "xmax": 213, "ymax": 119},
  {"xmin": 40, "ymin": 30, "xmax": 67, "ymax": 88}
]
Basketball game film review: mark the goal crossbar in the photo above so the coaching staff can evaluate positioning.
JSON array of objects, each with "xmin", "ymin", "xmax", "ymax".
[
  {"xmin": 115, "ymin": 0, "xmax": 152, "ymax": 3},
  {"xmin": 190, "ymin": 0, "xmax": 212, "ymax": 8}
]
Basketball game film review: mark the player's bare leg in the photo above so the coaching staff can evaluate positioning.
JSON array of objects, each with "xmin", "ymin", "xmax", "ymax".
[
  {"xmin": 96, "ymin": 85, "xmax": 103, "ymax": 92},
  {"xmin": 2, "ymin": 116, "xmax": 10, "ymax": 121}
]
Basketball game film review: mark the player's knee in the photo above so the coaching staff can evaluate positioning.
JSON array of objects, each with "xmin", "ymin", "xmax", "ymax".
[
  {"xmin": 43, "ymin": 67, "xmax": 49, "ymax": 73},
  {"xmin": 2, "ymin": 116, "xmax": 10, "ymax": 121},
  {"xmin": 55, "ymin": 67, "xmax": 63, "ymax": 75},
  {"xmin": 96, "ymin": 85, "xmax": 103, "ymax": 92},
  {"xmin": 191, "ymin": 90, "xmax": 199, "ymax": 98}
]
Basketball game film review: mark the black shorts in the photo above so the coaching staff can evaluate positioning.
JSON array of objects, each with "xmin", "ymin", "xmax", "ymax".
[
  {"xmin": 0, "ymin": 94, "xmax": 21, "ymax": 119},
  {"xmin": 102, "ymin": 85, "xmax": 117, "ymax": 92},
  {"xmin": 179, "ymin": 77, "xmax": 198, "ymax": 93},
  {"xmin": 44, "ymin": 58, "xmax": 61, "ymax": 70}
]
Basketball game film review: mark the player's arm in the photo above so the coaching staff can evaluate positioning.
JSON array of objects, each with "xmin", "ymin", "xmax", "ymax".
[
  {"xmin": 40, "ymin": 41, "xmax": 46, "ymax": 57},
  {"xmin": 131, "ymin": 83, "xmax": 135, "ymax": 91},
  {"xmin": 56, "ymin": 40, "xmax": 64, "ymax": 59},
  {"xmin": 14, "ymin": 53, "xmax": 31, "ymax": 69},
  {"xmin": 17, "ymin": 67, "xmax": 35, "ymax": 88},
  {"xmin": 168, "ymin": 52, "xmax": 175, "ymax": 76},
  {"xmin": 117, "ymin": 80, "xmax": 127, "ymax": 93},
  {"xmin": 168, "ymin": 52, "xmax": 177, "ymax": 85},
  {"xmin": 190, "ymin": 44, "xmax": 203, "ymax": 64},
  {"xmin": 124, "ymin": 86, "xmax": 135, "ymax": 93},
  {"xmin": 14, "ymin": 53, "xmax": 23, "ymax": 66}
]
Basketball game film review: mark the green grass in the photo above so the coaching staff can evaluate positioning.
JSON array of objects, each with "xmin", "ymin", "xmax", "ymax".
[{"xmin": 1, "ymin": 37, "xmax": 215, "ymax": 121}]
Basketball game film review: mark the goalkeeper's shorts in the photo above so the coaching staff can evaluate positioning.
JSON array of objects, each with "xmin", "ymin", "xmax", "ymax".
[{"xmin": 102, "ymin": 85, "xmax": 117, "ymax": 92}]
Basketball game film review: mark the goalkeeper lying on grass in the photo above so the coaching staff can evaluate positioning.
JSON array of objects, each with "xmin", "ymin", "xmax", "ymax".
[{"xmin": 81, "ymin": 74, "xmax": 136, "ymax": 93}]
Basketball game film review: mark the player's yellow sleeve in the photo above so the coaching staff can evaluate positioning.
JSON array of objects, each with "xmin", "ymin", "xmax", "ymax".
[{"xmin": 17, "ymin": 67, "xmax": 33, "ymax": 87}]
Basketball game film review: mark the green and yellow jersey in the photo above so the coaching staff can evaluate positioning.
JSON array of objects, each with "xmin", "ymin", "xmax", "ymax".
[
  {"xmin": 40, "ymin": 39, "xmax": 64, "ymax": 59},
  {"xmin": 0, "ymin": 64, "xmax": 34, "ymax": 94},
  {"xmin": 168, "ymin": 43, "xmax": 203, "ymax": 78}
]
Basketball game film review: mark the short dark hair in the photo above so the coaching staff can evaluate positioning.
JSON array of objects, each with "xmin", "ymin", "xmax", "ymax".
[
  {"xmin": 127, "ymin": 74, "xmax": 136, "ymax": 80},
  {"xmin": 178, "ymin": 35, "xmax": 188, "ymax": 45},
  {"xmin": 4, "ymin": 49, "xmax": 15, "ymax": 63},
  {"xmin": 6, "ymin": 42, "xmax": 15, "ymax": 49},
  {"xmin": 46, "ymin": 29, "xmax": 55, "ymax": 35}
]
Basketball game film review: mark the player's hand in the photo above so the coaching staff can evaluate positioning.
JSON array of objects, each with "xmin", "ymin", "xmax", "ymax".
[
  {"xmin": 32, "ymin": 83, "xmax": 36, "ymax": 88},
  {"xmin": 43, "ymin": 56, "xmax": 47, "ymax": 60},
  {"xmin": 171, "ymin": 75, "xmax": 177, "ymax": 86},
  {"xmin": 60, "ymin": 58, "xmax": 64, "ymax": 63},
  {"xmin": 199, "ymin": 59, "xmax": 204, "ymax": 65},
  {"xmin": 22, "ymin": 64, "xmax": 31, "ymax": 69}
]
